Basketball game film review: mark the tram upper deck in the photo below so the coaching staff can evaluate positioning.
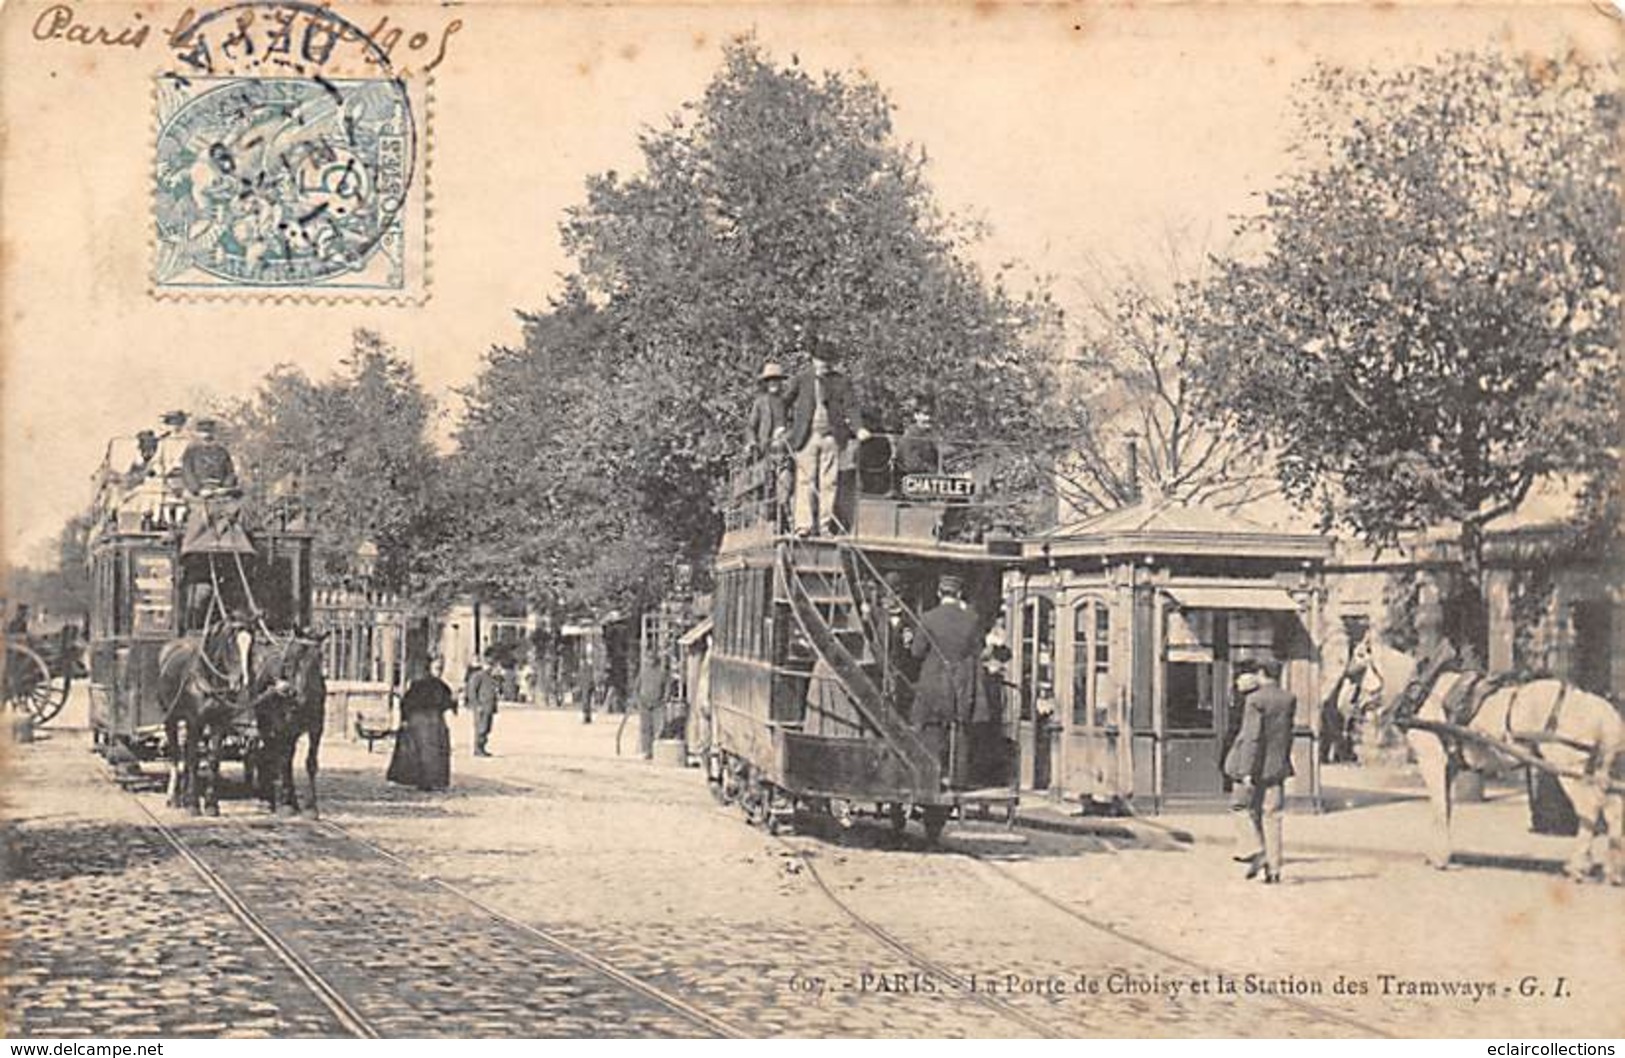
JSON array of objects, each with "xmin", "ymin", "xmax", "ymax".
[{"xmin": 719, "ymin": 432, "xmax": 1024, "ymax": 562}]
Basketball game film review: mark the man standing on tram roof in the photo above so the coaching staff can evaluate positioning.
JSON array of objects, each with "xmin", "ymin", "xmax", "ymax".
[
  {"xmin": 746, "ymin": 360, "xmax": 792, "ymax": 528},
  {"xmin": 783, "ymin": 338, "xmax": 869, "ymax": 537},
  {"xmin": 745, "ymin": 361, "xmax": 789, "ymax": 460}
]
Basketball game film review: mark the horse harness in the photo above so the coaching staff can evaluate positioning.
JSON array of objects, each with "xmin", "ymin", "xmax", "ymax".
[{"xmin": 1395, "ymin": 647, "xmax": 1597, "ymax": 772}]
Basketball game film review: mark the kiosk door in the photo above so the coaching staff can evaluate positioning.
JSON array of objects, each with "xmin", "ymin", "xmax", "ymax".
[{"xmin": 1161, "ymin": 609, "xmax": 1229, "ymax": 798}]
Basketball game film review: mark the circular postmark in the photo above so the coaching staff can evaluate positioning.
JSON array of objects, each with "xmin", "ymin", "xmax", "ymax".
[{"xmin": 154, "ymin": 1, "xmax": 417, "ymax": 288}]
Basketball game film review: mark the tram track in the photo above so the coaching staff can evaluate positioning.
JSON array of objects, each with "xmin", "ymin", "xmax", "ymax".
[
  {"xmin": 478, "ymin": 765, "xmax": 1392, "ymax": 1037},
  {"xmin": 110, "ymin": 755, "xmax": 1391, "ymax": 1038},
  {"xmin": 957, "ymin": 846, "xmax": 1394, "ymax": 1038},
  {"xmin": 316, "ymin": 818, "xmax": 749, "ymax": 1039},
  {"xmin": 765, "ymin": 830, "xmax": 1068, "ymax": 1038},
  {"xmin": 121, "ymin": 789, "xmax": 380, "ymax": 1039},
  {"xmin": 112, "ymin": 774, "xmax": 748, "ymax": 1038},
  {"xmin": 478, "ymin": 768, "xmax": 1068, "ymax": 1037},
  {"xmin": 751, "ymin": 799, "xmax": 1399, "ymax": 1038}
]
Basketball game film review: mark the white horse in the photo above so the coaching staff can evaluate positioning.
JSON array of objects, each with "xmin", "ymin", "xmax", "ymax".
[{"xmin": 1347, "ymin": 632, "xmax": 1623, "ymax": 883}]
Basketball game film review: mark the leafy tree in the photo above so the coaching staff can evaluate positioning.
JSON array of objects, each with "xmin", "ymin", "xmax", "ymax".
[
  {"xmin": 228, "ymin": 329, "xmax": 443, "ymax": 592},
  {"xmin": 446, "ymin": 41, "xmax": 1062, "ymax": 613},
  {"xmin": 1199, "ymin": 52, "xmax": 1621, "ymax": 658}
]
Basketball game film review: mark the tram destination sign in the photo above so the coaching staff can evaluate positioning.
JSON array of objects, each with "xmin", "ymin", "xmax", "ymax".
[{"xmin": 900, "ymin": 473, "xmax": 977, "ymax": 502}]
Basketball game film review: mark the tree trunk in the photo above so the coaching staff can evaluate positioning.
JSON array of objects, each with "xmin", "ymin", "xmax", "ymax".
[{"xmin": 1447, "ymin": 520, "xmax": 1490, "ymax": 670}]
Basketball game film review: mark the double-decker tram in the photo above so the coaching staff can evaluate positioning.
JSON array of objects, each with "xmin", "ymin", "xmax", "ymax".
[
  {"xmin": 704, "ymin": 432, "xmax": 1023, "ymax": 841},
  {"xmin": 86, "ymin": 428, "xmax": 314, "ymax": 767}
]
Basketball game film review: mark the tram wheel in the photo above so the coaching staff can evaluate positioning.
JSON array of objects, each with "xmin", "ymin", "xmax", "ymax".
[{"xmin": 922, "ymin": 806, "xmax": 949, "ymax": 844}]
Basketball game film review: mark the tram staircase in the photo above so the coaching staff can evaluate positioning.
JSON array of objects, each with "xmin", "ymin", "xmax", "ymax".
[{"xmin": 777, "ymin": 538, "xmax": 943, "ymax": 794}]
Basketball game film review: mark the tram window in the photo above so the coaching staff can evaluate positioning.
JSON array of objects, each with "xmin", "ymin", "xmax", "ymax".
[
  {"xmin": 743, "ymin": 571, "xmax": 757, "ymax": 659},
  {"xmin": 112, "ymin": 552, "xmax": 130, "ymax": 635},
  {"xmin": 723, "ymin": 573, "xmax": 740, "ymax": 656},
  {"xmin": 757, "ymin": 569, "xmax": 774, "ymax": 660}
]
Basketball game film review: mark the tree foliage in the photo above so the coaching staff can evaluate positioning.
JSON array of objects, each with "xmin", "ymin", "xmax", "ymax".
[
  {"xmin": 1200, "ymin": 52, "xmax": 1621, "ymax": 587},
  {"xmin": 228, "ymin": 330, "xmax": 443, "ymax": 591},
  {"xmin": 444, "ymin": 41, "xmax": 1062, "ymax": 613}
]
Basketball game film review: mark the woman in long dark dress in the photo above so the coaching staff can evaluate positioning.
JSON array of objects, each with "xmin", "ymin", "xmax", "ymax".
[{"xmin": 387, "ymin": 656, "xmax": 456, "ymax": 791}]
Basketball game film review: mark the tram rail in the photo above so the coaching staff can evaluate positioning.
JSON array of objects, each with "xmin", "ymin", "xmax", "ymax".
[
  {"xmin": 113, "ymin": 776, "xmax": 748, "ymax": 1039},
  {"xmin": 318, "ymin": 818, "xmax": 750, "ymax": 1039},
  {"xmin": 118, "ymin": 782, "xmax": 380, "ymax": 1039},
  {"xmin": 959, "ymin": 848, "xmax": 1395, "ymax": 1038}
]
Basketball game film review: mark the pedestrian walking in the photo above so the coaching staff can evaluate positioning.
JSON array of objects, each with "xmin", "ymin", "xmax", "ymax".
[
  {"xmin": 387, "ymin": 656, "xmax": 456, "ymax": 790},
  {"xmin": 634, "ymin": 654, "xmax": 669, "ymax": 760},
  {"xmin": 465, "ymin": 656, "xmax": 499, "ymax": 757},
  {"xmin": 576, "ymin": 660, "xmax": 597, "ymax": 725},
  {"xmin": 910, "ymin": 574, "xmax": 981, "ymax": 783},
  {"xmin": 1223, "ymin": 659, "xmax": 1298, "ymax": 884},
  {"xmin": 782, "ymin": 340, "xmax": 869, "ymax": 537}
]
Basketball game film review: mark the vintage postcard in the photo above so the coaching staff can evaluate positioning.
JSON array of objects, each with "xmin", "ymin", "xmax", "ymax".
[{"xmin": 3, "ymin": 0, "xmax": 1622, "ymax": 1041}]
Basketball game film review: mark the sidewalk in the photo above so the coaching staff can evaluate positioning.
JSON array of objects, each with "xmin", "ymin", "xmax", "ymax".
[{"xmin": 1016, "ymin": 766, "xmax": 1578, "ymax": 871}]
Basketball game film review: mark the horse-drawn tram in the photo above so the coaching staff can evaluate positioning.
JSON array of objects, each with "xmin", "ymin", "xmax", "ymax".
[
  {"xmin": 87, "ymin": 425, "xmax": 316, "ymax": 779},
  {"xmin": 704, "ymin": 433, "xmax": 1023, "ymax": 841}
]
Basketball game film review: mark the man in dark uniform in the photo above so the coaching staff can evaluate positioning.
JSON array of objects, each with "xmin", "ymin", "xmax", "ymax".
[
  {"xmin": 464, "ymin": 656, "xmax": 499, "ymax": 757},
  {"xmin": 910, "ymin": 574, "xmax": 981, "ymax": 785},
  {"xmin": 180, "ymin": 418, "xmax": 239, "ymax": 495},
  {"xmin": 1223, "ymin": 659, "xmax": 1298, "ymax": 884},
  {"xmin": 782, "ymin": 341, "xmax": 870, "ymax": 537}
]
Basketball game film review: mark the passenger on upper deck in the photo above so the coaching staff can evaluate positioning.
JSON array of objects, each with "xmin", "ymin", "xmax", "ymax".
[
  {"xmin": 178, "ymin": 418, "xmax": 253, "ymax": 555},
  {"xmin": 745, "ymin": 361, "xmax": 792, "ymax": 528},
  {"xmin": 180, "ymin": 418, "xmax": 239, "ymax": 496},
  {"xmin": 783, "ymin": 339, "xmax": 869, "ymax": 537}
]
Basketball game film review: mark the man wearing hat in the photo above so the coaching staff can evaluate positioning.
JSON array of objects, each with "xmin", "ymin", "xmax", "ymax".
[
  {"xmin": 910, "ymin": 573, "xmax": 982, "ymax": 783},
  {"xmin": 180, "ymin": 417, "xmax": 239, "ymax": 496},
  {"xmin": 1223, "ymin": 658, "xmax": 1298, "ymax": 884},
  {"xmin": 782, "ymin": 342, "xmax": 869, "ymax": 537},
  {"xmin": 745, "ymin": 361, "xmax": 791, "ymax": 527},
  {"xmin": 464, "ymin": 654, "xmax": 500, "ymax": 757}
]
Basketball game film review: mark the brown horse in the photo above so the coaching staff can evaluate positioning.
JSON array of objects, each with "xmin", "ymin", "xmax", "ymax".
[
  {"xmin": 248, "ymin": 633, "xmax": 327, "ymax": 817},
  {"xmin": 157, "ymin": 625, "xmax": 253, "ymax": 816}
]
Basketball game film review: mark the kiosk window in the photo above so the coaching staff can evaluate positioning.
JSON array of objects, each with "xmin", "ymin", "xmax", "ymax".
[
  {"xmin": 1070, "ymin": 600, "xmax": 1111, "ymax": 727},
  {"xmin": 1020, "ymin": 596, "xmax": 1054, "ymax": 722}
]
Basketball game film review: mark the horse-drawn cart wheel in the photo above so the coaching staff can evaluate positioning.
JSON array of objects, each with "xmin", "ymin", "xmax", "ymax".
[{"xmin": 4, "ymin": 642, "xmax": 69, "ymax": 725}]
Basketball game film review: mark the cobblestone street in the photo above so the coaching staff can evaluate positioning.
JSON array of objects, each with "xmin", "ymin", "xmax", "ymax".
[{"xmin": 4, "ymin": 694, "xmax": 1621, "ymax": 1038}]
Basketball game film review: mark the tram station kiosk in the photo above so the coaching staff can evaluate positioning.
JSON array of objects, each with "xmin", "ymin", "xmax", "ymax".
[{"xmin": 1008, "ymin": 497, "xmax": 1332, "ymax": 813}]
